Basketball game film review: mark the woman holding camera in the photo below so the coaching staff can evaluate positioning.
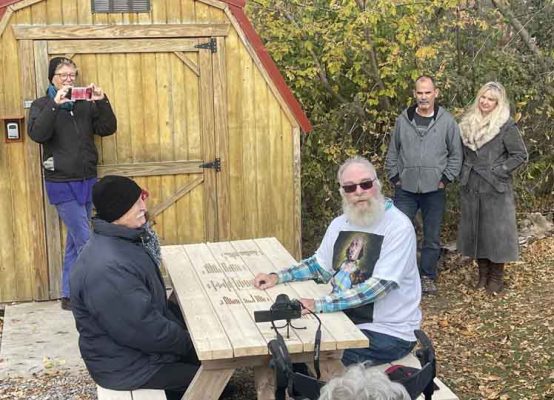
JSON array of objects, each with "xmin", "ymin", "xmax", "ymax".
[
  {"xmin": 457, "ymin": 82, "xmax": 527, "ymax": 294},
  {"xmin": 28, "ymin": 57, "xmax": 117, "ymax": 309}
]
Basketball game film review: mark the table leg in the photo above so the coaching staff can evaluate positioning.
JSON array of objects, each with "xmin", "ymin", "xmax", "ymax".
[
  {"xmin": 254, "ymin": 365, "xmax": 275, "ymax": 400},
  {"xmin": 182, "ymin": 365, "xmax": 235, "ymax": 400},
  {"xmin": 255, "ymin": 359, "xmax": 345, "ymax": 400}
]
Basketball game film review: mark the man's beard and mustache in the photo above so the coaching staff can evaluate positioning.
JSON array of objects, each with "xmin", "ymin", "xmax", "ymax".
[{"xmin": 342, "ymin": 191, "xmax": 386, "ymax": 227}]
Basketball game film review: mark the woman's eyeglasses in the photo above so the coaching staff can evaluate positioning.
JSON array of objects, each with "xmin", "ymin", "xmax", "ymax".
[
  {"xmin": 55, "ymin": 72, "xmax": 78, "ymax": 80},
  {"xmin": 341, "ymin": 179, "xmax": 376, "ymax": 193}
]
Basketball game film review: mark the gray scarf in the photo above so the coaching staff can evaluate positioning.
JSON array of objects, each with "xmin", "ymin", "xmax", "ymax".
[{"xmin": 141, "ymin": 223, "xmax": 161, "ymax": 267}]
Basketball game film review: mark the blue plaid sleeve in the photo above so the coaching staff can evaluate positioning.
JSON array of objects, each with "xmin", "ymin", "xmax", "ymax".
[
  {"xmin": 276, "ymin": 255, "xmax": 334, "ymax": 284},
  {"xmin": 314, "ymin": 278, "xmax": 396, "ymax": 313}
]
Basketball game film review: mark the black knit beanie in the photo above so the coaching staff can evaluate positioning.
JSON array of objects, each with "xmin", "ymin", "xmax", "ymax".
[
  {"xmin": 93, "ymin": 175, "xmax": 143, "ymax": 222},
  {"xmin": 48, "ymin": 57, "xmax": 75, "ymax": 83}
]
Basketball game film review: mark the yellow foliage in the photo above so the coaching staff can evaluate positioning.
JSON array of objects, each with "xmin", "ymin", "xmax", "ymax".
[{"xmin": 415, "ymin": 46, "xmax": 437, "ymax": 60}]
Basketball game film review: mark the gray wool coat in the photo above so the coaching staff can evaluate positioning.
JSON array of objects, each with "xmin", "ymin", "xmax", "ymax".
[{"xmin": 457, "ymin": 118, "xmax": 528, "ymax": 263}]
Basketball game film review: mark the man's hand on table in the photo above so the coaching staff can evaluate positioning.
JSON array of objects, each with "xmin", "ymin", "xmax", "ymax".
[
  {"xmin": 253, "ymin": 274, "xmax": 317, "ymax": 314},
  {"xmin": 299, "ymin": 298, "xmax": 315, "ymax": 314},
  {"xmin": 253, "ymin": 273, "xmax": 278, "ymax": 289}
]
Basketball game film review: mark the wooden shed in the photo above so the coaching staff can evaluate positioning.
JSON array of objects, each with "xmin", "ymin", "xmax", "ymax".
[{"xmin": 0, "ymin": 0, "xmax": 312, "ymax": 303}]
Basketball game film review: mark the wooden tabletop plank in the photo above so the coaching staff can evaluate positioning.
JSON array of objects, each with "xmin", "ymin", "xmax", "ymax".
[
  {"xmin": 232, "ymin": 239, "xmax": 339, "ymax": 352},
  {"xmin": 223, "ymin": 240, "xmax": 307, "ymax": 354},
  {"xmin": 294, "ymin": 281, "xmax": 369, "ymax": 350},
  {"xmin": 160, "ymin": 245, "xmax": 233, "ymax": 360},
  {"xmin": 205, "ymin": 241, "xmax": 304, "ymax": 354},
  {"xmin": 182, "ymin": 243, "xmax": 268, "ymax": 358},
  {"xmin": 254, "ymin": 237, "xmax": 369, "ymax": 350}
]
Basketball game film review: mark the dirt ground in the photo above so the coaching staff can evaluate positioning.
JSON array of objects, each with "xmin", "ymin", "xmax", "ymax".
[{"xmin": 0, "ymin": 237, "xmax": 552, "ymax": 400}]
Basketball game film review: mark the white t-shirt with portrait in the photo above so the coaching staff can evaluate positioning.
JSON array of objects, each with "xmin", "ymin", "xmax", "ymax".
[{"xmin": 315, "ymin": 203, "xmax": 422, "ymax": 342}]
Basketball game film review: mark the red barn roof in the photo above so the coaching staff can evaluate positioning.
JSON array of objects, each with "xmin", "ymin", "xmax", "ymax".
[{"xmin": 0, "ymin": 0, "xmax": 312, "ymax": 132}]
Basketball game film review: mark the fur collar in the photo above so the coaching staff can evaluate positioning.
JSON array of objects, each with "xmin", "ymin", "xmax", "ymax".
[{"xmin": 459, "ymin": 105, "xmax": 510, "ymax": 151}]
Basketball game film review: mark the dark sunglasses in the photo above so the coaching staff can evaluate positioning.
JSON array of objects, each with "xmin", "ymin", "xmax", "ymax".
[{"xmin": 341, "ymin": 179, "xmax": 376, "ymax": 193}]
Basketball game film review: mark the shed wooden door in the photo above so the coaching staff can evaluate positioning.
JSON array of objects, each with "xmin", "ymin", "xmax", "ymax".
[{"xmin": 24, "ymin": 34, "xmax": 230, "ymax": 299}]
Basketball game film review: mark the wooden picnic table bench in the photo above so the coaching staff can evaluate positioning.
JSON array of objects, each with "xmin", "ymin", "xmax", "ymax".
[
  {"xmin": 161, "ymin": 237, "xmax": 459, "ymax": 400},
  {"xmin": 96, "ymin": 386, "xmax": 166, "ymax": 399}
]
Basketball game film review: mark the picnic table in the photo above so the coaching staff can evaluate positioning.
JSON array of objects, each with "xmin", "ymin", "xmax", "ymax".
[{"xmin": 161, "ymin": 237, "xmax": 369, "ymax": 400}]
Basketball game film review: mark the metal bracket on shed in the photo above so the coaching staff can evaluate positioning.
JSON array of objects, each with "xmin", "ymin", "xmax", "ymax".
[
  {"xmin": 195, "ymin": 38, "xmax": 217, "ymax": 53},
  {"xmin": 199, "ymin": 158, "xmax": 221, "ymax": 172}
]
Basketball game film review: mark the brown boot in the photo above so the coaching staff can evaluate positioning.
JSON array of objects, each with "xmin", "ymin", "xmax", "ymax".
[
  {"xmin": 475, "ymin": 259, "xmax": 490, "ymax": 289},
  {"xmin": 486, "ymin": 263, "xmax": 504, "ymax": 294}
]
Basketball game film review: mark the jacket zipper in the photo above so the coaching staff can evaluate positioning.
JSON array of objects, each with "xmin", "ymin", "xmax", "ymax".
[{"xmin": 70, "ymin": 110, "xmax": 87, "ymax": 180}]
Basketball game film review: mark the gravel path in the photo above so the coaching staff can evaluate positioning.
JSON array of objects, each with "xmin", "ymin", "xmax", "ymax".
[
  {"xmin": 0, "ymin": 367, "xmax": 257, "ymax": 400},
  {"xmin": 0, "ymin": 371, "xmax": 96, "ymax": 400}
]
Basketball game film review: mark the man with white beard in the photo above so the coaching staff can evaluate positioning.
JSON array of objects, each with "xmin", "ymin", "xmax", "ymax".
[{"xmin": 254, "ymin": 156, "xmax": 422, "ymax": 366}]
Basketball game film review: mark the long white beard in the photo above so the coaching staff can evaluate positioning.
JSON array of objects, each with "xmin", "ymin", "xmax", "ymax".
[{"xmin": 342, "ymin": 192, "xmax": 386, "ymax": 227}]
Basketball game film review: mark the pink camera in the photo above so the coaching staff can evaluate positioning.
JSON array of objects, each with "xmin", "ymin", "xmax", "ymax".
[{"xmin": 65, "ymin": 87, "xmax": 92, "ymax": 101}]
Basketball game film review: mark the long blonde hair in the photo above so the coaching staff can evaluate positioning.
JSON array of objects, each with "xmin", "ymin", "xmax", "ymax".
[{"xmin": 459, "ymin": 82, "xmax": 511, "ymax": 151}]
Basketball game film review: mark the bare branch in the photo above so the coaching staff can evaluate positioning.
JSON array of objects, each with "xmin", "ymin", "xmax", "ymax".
[
  {"xmin": 355, "ymin": 1, "xmax": 391, "ymax": 109},
  {"xmin": 491, "ymin": 0, "xmax": 548, "ymax": 71}
]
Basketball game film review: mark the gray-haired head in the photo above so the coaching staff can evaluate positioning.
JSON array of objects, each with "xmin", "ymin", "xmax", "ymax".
[
  {"xmin": 318, "ymin": 364, "xmax": 411, "ymax": 400},
  {"xmin": 336, "ymin": 156, "xmax": 378, "ymax": 185},
  {"xmin": 415, "ymin": 74, "xmax": 436, "ymax": 89}
]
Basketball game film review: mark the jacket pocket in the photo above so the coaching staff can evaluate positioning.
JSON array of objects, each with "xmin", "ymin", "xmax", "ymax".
[
  {"xmin": 491, "ymin": 164, "xmax": 509, "ymax": 180},
  {"xmin": 399, "ymin": 167, "xmax": 418, "ymax": 185},
  {"xmin": 487, "ymin": 170, "xmax": 508, "ymax": 193},
  {"xmin": 420, "ymin": 167, "xmax": 442, "ymax": 192}
]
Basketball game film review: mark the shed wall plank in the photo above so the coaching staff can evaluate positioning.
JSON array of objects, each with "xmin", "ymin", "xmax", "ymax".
[
  {"xmin": 253, "ymin": 70, "xmax": 270, "ymax": 237},
  {"xmin": 213, "ymin": 37, "xmax": 230, "ymax": 241},
  {"xmin": 0, "ymin": 35, "xmax": 17, "ymax": 301},
  {"xmin": 126, "ymin": 53, "xmax": 144, "ymax": 163},
  {"xmin": 62, "ymin": 0, "xmax": 77, "ymax": 24},
  {"xmin": 267, "ymin": 88, "xmax": 284, "ymax": 247},
  {"xmin": 77, "ymin": 0, "xmax": 92, "ymax": 24},
  {"xmin": 19, "ymin": 38, "xmax": 49, "ymax": 299},
  {"xmin": 112, "ymin": 54, "xmax": 132, "ymax": 163},
  {"xmin": 181, "ymin": 0, "xmax": 195, "ymax": 20},
  {"xmin": 239, "ymin": 40, "xmax": 257, "ymax": 239},
  {"xmin": 29, "ymin": 2, "xmax": 47, "ymax": 24},
  {"xmin": 46, "ymin": 0, "xmax": 62, "ymax": 24},
  {"xmin": 225, "ymin": 29, "xmax": 243, "ymax": 242},
  {"xmin": 97, "ymin": 53, "xmax": 117, "ymax": 164},
  {"xmin": 5, "ymin": 19, "xmax": 31, "ymax": 300}
]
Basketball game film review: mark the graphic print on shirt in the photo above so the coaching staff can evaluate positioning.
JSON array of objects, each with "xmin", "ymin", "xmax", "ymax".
[{"xmin": 331, "ymin": 231, "xmax": 384, "ymax": 293}]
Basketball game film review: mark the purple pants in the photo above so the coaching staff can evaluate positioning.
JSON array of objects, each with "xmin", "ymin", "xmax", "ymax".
[{"xmin": 55, "ymin": 200, "xmax": 93, "ymax": 297}]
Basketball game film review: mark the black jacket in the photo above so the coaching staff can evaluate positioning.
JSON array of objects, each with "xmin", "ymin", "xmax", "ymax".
[
  {"xmin": 70, "ymin": 219, "xmax": 194, "ymax": 390},
  {"xmin": 28, "ymin": 95, "xmax": 117, "ymax": 182}
]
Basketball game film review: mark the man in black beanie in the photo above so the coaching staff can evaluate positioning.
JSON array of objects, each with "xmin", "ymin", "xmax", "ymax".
[{"xmin": 70, "ymin": 175, "xmax": 199, "ymax": 400}]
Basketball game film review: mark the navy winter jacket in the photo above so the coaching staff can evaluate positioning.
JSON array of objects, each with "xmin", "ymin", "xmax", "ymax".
[{"xmin": 70, "ymin": 218, "xmax": 194, "ymax": 390}]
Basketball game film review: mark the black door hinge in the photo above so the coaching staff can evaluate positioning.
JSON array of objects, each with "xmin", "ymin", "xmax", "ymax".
[
  {"xmin": 199, "ymin": 158, "xmax": 221, "ymax": 172},
  {"xmin": 195, "ymin": 38, "xmax": 217, "ymax": 53}
]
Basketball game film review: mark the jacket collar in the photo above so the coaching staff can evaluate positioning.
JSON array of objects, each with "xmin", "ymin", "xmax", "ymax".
[
  {"xmin": 92, "ymin": 217, "xmax": 145, "ymax": 242},
  {"xmin": 406, "ymin": 103, "xmax": 440, "ymax": 121}
]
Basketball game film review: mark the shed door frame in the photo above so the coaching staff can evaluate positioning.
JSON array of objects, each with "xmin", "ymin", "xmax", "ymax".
[{"xmin": 17, "ymin": 26, "xmax": 230, "ymax": 299}]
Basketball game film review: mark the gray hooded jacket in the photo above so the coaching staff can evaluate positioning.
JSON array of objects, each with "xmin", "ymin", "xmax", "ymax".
[{"xmin": 385, "ymin": 104, "xmax": 463, "ymax": 193}]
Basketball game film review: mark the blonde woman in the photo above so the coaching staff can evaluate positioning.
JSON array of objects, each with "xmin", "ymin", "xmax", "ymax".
[{"xmin": 457, "ymin": 82, "xmax": 527, "ymax": 293}]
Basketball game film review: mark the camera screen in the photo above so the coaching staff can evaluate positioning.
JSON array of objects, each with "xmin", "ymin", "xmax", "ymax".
[{"xmin": 66, "ymin": 87, "xmax": 92, "ymax": 101}]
